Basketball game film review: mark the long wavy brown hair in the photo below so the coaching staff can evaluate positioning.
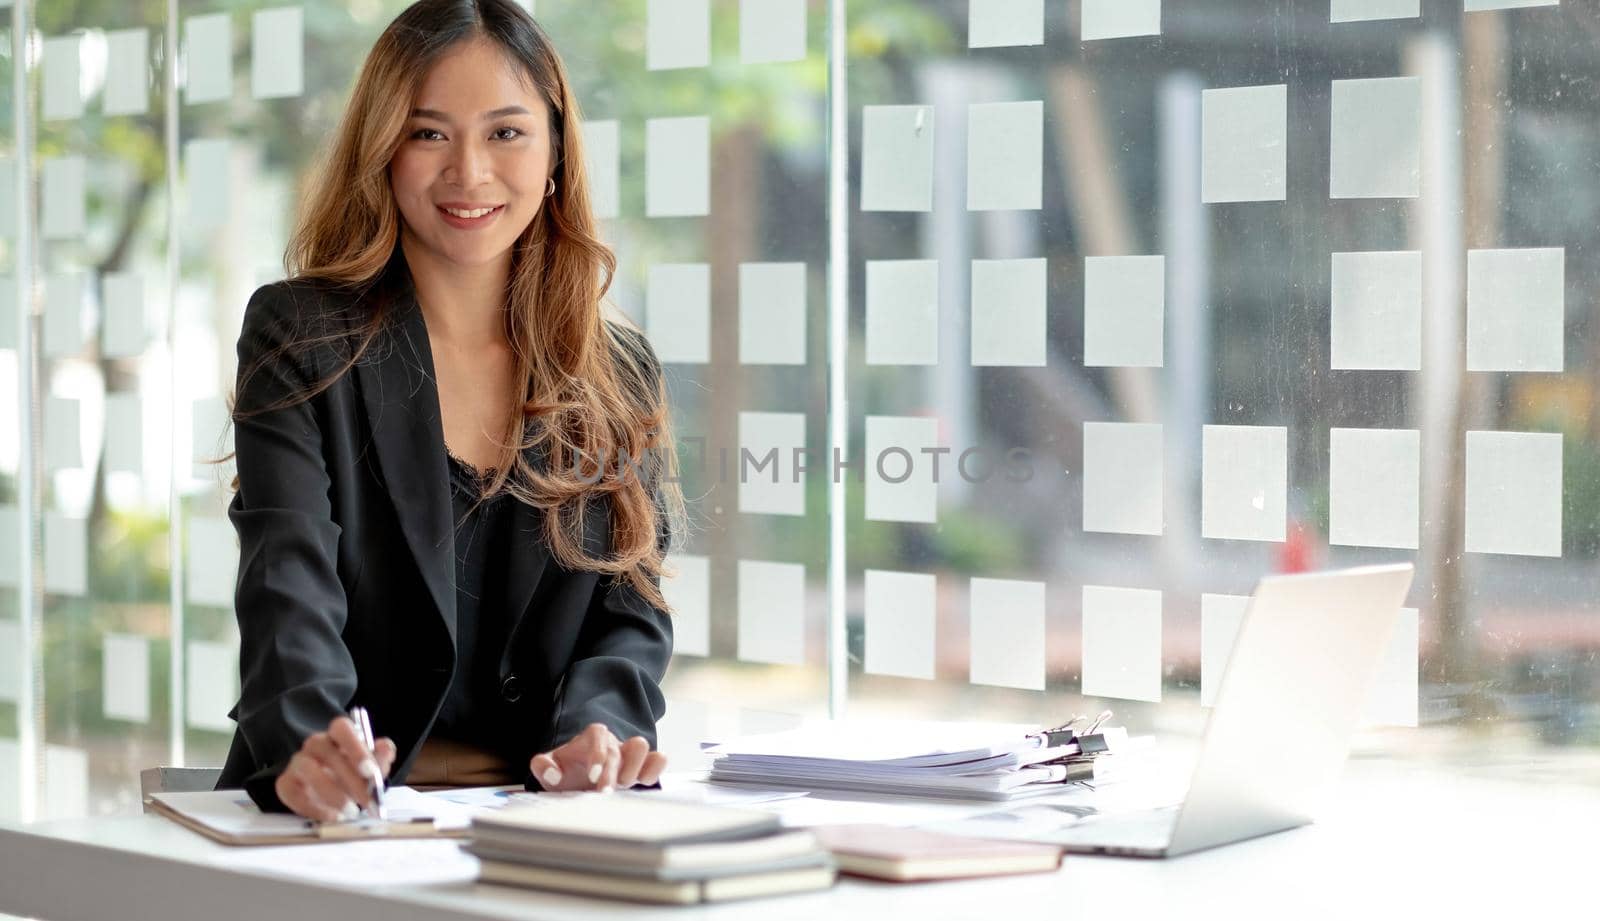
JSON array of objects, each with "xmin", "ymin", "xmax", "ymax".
[{"xmin": 237, "ymin": 0, "xmax": 683, "ymax": 611}]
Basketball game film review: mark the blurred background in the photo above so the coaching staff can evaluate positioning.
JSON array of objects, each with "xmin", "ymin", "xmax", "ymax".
[{"xmin": 1, "ymin": 0, "xmax": 1596, "ymax": 823}]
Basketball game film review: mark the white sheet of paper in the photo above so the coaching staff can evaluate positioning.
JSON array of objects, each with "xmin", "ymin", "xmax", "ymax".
[
  {"xmin": 1081, "ymin": 0, "xmax": 1162, "ymax": 40},
  {"xmin": 1084, "ymin": 255, "xmax": 1164, "ymax": 367},
  {"xmin": 866, "ymin": 259, "xmax": 938, "ymax": 365},
  {"xmin": 185, "ymin": 138, "xmax": 231, "ymax": 233},
  {"xmin": 662, "ymin": 554, "xmax": 710, "ymax": 656},
  {"xmin": 737, "ymin": 559, "xmax": 805, "ymax": 666},
  {"xmin": 969, "ymin": 0, "xmax": 1043, "ymax": 48},
  {"xmin": 1330, "ymin": 77, "xmax": 1421, "ymax": 199},
  {"xmin": 43, "ymin": 513, "xmax": 87, "ymax": 597},
  {"xmin": 738, "ymin": 411, "xmax": 805, "ymax": 516},
  {"xmin": 187, "ymin": 516, "xmax": 239, "ymax": 608},
  {"xmin": 865, "ymin": 415, "xmax": 939, "ymax": 523},
  {"xmin": 0, "ymin": 619, "xmax": 19, "ymax": 701},
  {"xmin": 161, "ymin": 786, "xmax": 472, "ymax": 840},
  {"xmin": 251, "ymin": 6, "xmax": 304, "ymax": 100},
  {"xmin": 584, "ymin": 119, "xmax": 620, "ymax": 219},
  {"xmin": 1330, "ymin": 250, "xmax": 1421, "ymax": 370},
  {"xmin": 1081, "ymin": 585, "xmax": 1162, "ymax": 703},
  {"xmin": 102, "ymin": 632, "xmax": 151, "ymax": 723},
  {"xmin": 1329, "ymin": 428, "xmax": 1419, "ymax": 550},
  {"xmin": 861, "ymin": 105, "xmax": 934, "ymax": 212},
  {"xmin": 103, "ymin": 392, "xmax": 144, "ymax": 475},
  {"xmin": 970, "ymin": 257, "xmax": 1046, "ymax": 366},
  {"xmin": 187, "ymin": 638, "xmax": 238, "ymax": 732},
  {"xmin": 1199, "ymin": 593, "xmax": 1249, "ymax": 708},
  {"xmin": 1464, "ymin": 430, "xmax": 1562, "ymax": 557},
  {"xmin": 646, "ymin": 263, "xmax": 710, "ymax": 363},
  {"xmin": 1082, "ymin": 422, "xmax": 1163, "ymax": 536},
  {"xmin": 0, "ymin": 157, "xmax": 14, "ymax": 239},
  {"xmin": 104, "ymin": 28, "xmax": 151, "ymax": 116},
  {"xmin": 43, "ymin": 273, "xmax": 86, "ymax": 359},
  {"xmin": 41, "ymin": 156, "xmax": 86, "ymax": 239},
  {"xmin": 756, "ymin": 789, "xmax": 991, "ymax": 829},
  {"xmin": 969, "ymin": 577, "xmax": 1046, "ymax": 690},
  {"xmin": 1331, "ymin": 0, "xmax": 1420, "ymax": 22},
  {"xmin": 1362, "ymin": 607, "xmax": 1419, "ymax": 728},
  {"xmin": 646, "ymin": 116, "xmax": 709, "ymax": 217},
  {"xmin": 45, "ymin": 745, "xmax": 89, "ymax": 820},
  {"xmin": 1201, "ymin": 425, "xmax": 1287, "ymax": 542},
  {"xmin": 967, "ymin": 101, "xmax": 1042, "ymax": 211},
  {"xmin": 741, "ymin": 0, "xmax": 806, "ymax": 63},
  {"xmin": 1466, "ymin": 247, "xmax": 1564, "ymax": 372},
  {"xmin": 192, "ymin": 396, "xmax": 232, "ymax": 480},
  {"xmin": 1201, "ymin": 84, "xmax": 1286, "ymax": 203},
  {"xmin": 648, "ymin": 0, "xmax": 710, "ymax": 70},
  {"xmin": 42, "ymin": 35, "xmax": 83, "ymax": 121},
  {"xmin": 44, "ymin": 396, "xmax": 82, "ymax": 471},
  {"xmin": 0, "ymin": 506, "xmax": 18, "ymax": 588},
  {"xmin": 184, "ymin": 13, "xmax": 233, "ymax": 105},
  {"xmin": 740, "ymin": 262, "xmax": 806, "ymax": 365},
  {"xmin": 216, "ymin": 838, "xmax": 479, "ymax": 888},
  {"xmin": 101, "ymin": 270, "xmax": 147, "ymax": 358},
  {"xmin": 1465, "ymin": 0, "xmax": 1558, "ymax": 10},
  {"xmin": 864, "ymin": 569, "xmax": 936, "ymax": 680},
  {"xmin": 631, "ymin": 776, "xmax": 807, "ymax": 807}
]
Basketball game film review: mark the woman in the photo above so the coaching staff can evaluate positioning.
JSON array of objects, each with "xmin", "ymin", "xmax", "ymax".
[{"xmin": 215, "ymin": 0, "xmax": 683, "ymax": 820}]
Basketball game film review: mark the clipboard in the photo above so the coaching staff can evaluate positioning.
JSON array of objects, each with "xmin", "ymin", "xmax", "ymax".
[{"xmin": 147, "ymin": 788, "xmax": 473, "ymax": 846}]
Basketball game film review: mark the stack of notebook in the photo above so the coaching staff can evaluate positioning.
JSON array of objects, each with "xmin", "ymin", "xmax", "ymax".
[
  {"xmin": 704, "ymin": 718, "xmax": 1132, "ymax": 801},
  {"xmin": 467, "ymin": 796, "xmax": 836, "ymax": 905}
]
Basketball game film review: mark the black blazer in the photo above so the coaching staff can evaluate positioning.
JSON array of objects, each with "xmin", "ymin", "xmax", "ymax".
[{"xmin": 216, "ymin": 257, "xmax": 673, "ymax": 811}]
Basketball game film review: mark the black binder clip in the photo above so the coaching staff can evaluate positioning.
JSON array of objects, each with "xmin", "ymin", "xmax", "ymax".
[{"xmin": 1032, "ymin": 717, "xmax": 1083, "ymax": 749}]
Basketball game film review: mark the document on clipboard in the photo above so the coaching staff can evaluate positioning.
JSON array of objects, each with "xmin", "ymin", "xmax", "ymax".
[{"xmin": 148, "ymin": 788, "xmax": 475, "ymax": 846}]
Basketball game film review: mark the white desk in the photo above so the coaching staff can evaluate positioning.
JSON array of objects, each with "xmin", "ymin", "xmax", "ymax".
[{"xmin": 1, "ymin": 760, "xmax": 1593, "ymax": 921}]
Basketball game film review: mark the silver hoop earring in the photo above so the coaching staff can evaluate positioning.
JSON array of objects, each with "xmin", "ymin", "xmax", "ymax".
[{"xmin": 545, "ymin": 178, "xmax": 556, "ymax": 198}]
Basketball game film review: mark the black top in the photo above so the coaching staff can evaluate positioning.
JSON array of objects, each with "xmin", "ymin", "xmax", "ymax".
[{"xmin": 430, "ymin": 452, "xmax": 515, "ymax": 750}]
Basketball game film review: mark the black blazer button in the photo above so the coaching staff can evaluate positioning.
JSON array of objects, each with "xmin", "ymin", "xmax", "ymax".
[{"xmin": 501, "ymin": 675, "xmax": 524, "ymax": 703}]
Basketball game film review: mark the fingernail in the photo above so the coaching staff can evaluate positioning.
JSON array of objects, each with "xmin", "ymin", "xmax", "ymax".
[
  {"xmin": 361, "ymin": 759, "xmax": 382, "ymax": 782},
  {"xmin": 542, "ymin": 767, "xmax": 563, "ymax": 787},
  {"xmin": 587, "ymin": 764, "xmax": 602, "ymax": 784},
  {"xmin": 338, "ymin": 800, "xmax": 360, "ymax": 822}
]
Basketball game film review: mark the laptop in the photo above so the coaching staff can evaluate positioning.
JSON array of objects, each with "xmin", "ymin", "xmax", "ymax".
[{"xmin": 983, "ymin": 563, "xmax": 1414, "ymax": 858}]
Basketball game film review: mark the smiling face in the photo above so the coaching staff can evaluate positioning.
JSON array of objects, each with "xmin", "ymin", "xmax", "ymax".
[{"xmin": 389, "ymin": 36, "xmax": 553, "ymax": 272}]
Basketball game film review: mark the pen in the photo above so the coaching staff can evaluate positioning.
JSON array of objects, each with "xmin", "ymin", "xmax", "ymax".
[{"xmin": 349, "ymin": 705, "xmax": 388, "ymax": 821}]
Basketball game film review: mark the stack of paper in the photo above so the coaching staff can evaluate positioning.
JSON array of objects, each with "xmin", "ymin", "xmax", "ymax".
[
  {"xmin": 468, "ymin": 796, "xmax": 836, "ymax": 905},
  {"xmin": 703, "ymin": 720, "xmax": 1132, "ymax": 801}
]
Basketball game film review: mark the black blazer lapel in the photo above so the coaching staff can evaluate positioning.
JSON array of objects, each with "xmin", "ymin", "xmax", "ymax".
[{"xmin": 353, "ymin": 281, "xmax": 457, "ymax": 645}]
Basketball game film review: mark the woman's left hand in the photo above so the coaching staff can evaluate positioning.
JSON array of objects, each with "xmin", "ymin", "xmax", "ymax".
[{"xmin": 529, "ymin": 722, "xmax": 667, "ymax": 792}]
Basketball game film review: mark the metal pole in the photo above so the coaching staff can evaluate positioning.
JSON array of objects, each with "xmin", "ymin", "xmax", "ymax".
[
  {"xmin": 165, "ymin": 0, "xmax": 186, "ymax": 766},
  {"xmin": 14, "ymin": 0, "xmax": 38, "ymax": 823},
  {"xmin": 824, "ymin": 0, "xmax": 848, "ymax": 720}
]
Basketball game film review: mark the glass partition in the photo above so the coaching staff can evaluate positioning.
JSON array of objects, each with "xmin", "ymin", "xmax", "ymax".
[{"xmin": 1, "ymin": 0, "xmax": 1597, "ymax": 822}]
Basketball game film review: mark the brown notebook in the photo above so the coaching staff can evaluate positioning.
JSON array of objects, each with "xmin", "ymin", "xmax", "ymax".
[{"xmin": 810, "ymin": 824, "xmax": 1064, "ymax": 882}]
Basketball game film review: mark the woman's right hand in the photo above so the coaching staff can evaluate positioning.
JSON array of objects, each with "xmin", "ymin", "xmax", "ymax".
[{"xmin": 273, "ymin": 715, "xmax": 397, "ymax": 821}]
